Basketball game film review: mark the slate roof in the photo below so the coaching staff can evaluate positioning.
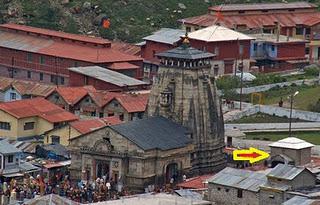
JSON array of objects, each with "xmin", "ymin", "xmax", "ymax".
[
  {"xmin": 68, "ymin": 66, "xmax": 147, "ymax": 87},
  {"xmin": 156, "ymin": 44, "xmax": 215, "ymax": 60},
  {"xmin": 208, "ymin": 167, "xmax": 267, "ymax": 192},
  {"xmin": 143, "ymin": 28, "xmax": 185, "ymax": 45},
  {"xmin": 267, "ymin": 164, "xmax": 306, "ymax": 180},
  {"xmin": 0, "ymin": 139, "xmax": 21, "ymax": 154},
  {"xmin": 282, "ymin": 196, "xmax": 319, "ymax": 205},
  {"xmin": 110, "ymin": 116, "xmax": 192, "ymax": 151}
]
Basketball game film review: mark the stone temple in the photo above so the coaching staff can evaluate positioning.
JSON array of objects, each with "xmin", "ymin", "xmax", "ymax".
[{"xmin": 147, "ymin": 37, "xmax": 226, "ymax": 174}]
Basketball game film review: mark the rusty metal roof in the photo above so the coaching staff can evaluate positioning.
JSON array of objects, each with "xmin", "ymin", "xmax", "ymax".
[
  {"xmin": 209, "ymin": 2, "xmax": 317, "ymax": 12},
  {"xmin": 0, "ymin": 28, "xmax": 142, "ymax": 63},
  {"xmin": 179, "ymin": 12, "xmax": 320, "ymax": 28},
  {"xmin": 1, "ymin": 23, "xmax": 110, "ymax": 45}
]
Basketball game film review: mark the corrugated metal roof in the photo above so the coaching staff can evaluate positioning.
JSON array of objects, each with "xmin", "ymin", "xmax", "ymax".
[
  {"xmin": 267, "ymin": 164, "xmax": 305, "ymax": 180},
  {"xmin": 209, "ymin": 2, "xmax": 316, "ymax": 12},
  {"xmin": 0, "ymin": 29, "xmax": 142, "ymax": 64},
  {"xmin": 208, "ymin": 167, "xmax": 267, "ymax": 192},
  {"xmin": 0, "ymin": 139, "xmax": 21, "ymax": 154},
  {"xmin": 282, "ymin": 196, "xmax": 318, "ymax": 205},
  {"xmin": 110, "ymin": 116, "xmax": 192, "ymax": 151},
  {"xmin": 269, "ymin": 137, "xmax": 314, "ymax": 149},
  {"xmin": 143, "ymin": 28, "xmax": 185, "ymax": 45},
  {"xmin": 1, "ymin": 23, "xmax": 110, "ymax": 45},
  {"xmin": 179, "ymin": 12, "xmax": 320, "ymax": 28},
  {"xmin": 68, "ymin": 66, "xmax": 147, "ymax": 87},
  {"xmin": 189, "ymin": 25, "xmax": 254, "ymax": 42}
]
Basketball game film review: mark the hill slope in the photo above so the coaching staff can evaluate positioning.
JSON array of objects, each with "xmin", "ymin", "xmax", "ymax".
[{"xmin": 0, "ymin": 0, "xmax": 212, "ymax": 42}]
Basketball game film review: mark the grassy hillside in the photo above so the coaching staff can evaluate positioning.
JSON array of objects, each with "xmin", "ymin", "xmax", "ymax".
[{"xmin": 1, "ymin": 0, "xmax": 212, "ymax": 42}]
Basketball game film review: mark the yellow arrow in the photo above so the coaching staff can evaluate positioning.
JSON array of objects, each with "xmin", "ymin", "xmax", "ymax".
[{"xmin": 233, "ymin": 147, "xmax": 269, "ymax": 164}]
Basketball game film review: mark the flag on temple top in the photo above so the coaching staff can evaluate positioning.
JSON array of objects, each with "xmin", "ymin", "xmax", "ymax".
[{"xmin": 101, "ymin": 17, "xmax": 110, "ymax": 29}]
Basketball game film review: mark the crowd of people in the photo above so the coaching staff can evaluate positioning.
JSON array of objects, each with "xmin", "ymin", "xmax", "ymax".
[{"xmin": 0, "ymin": 172, "xmax": 130, "ymax": 204}]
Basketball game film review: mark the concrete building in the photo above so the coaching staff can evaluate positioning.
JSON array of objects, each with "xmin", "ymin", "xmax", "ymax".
[
  {"xmin": 68, "ymin": 66, "xmax": 148, "ymax": 91},
  {"xmin": 148, "ymin": 38, "xmax": 226, "ymax": 174},
  {"xmin": 0, "ymin": 23, "xmax": 143, "ymax": 85},
  {"xmin": 69, "ymin": 116, "xmax": 194, "ymax": 191},
  {"xmin": 269, "ymin": 137, "xmax": 314, "ymax": 167},
  {"xmin": 0, "ymin": 139, "xmax": 40, "ymax": 178},
  {"xmin": 207, "ymin": 167, "xmax": 267, "ymax": 205},
  {"xmin": 140, "ymin": 28, "xmax": 185, "ymax": 83},
  {"xmin": 250, "ymin": 33, "xmax": 308, "ymax": 72},
  {"xmin": 44, "ymin": 116, "xmax": 122, "ymax": 146},
  {"xmin": 0, "ymin": 98, "xmax": 78, "ymax": 140},
  {"xmin": 188, "ymin": 25, "xmax": 254, "ymax": 75},
  {"xmin": 259, "ymin": 164, "xmax": 316, "ymax": 205},
  {"xmin": 179, "ymin": 2, "xmax": 320, "ymax": 63},
  {"xmin": 0, "ymin": 76, "xmax": 55, "ymax": 102}
]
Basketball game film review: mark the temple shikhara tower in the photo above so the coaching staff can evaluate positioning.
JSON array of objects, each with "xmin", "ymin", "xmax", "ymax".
[{"xmin": 148, "ymin": 37, "xmax": 226, "ymax": 174}]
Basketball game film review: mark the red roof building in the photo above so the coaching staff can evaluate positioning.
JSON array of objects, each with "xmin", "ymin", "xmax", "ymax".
[
  {"xmin": 0, "ymin": 23, "xmax": 143, "ymax": 85},
  {"xmin": 177, "ymin": 175, "xmax": 213, "ymax": 189},
  {"xmin": 0, "ymin": 98, "xmax": 78, "ymax": 123},
  {"xmin": 179, "ymin": 1, "xmax": 320, "ymax": 64}
]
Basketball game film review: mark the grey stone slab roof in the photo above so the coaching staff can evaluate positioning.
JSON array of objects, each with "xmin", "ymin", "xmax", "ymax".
[
  {"xmin": 110, "ymin": 116, "xmax": 192, "ymax": 151},
  {"xmin": 282, "ymin": 196, "xmax": 318, "ymax": 205},
  {"xmin": 0, "ymin": 139, "xmax": 21, "ymax": 154},
  {"xmin": 143, "ymin": 28, "xmax": 185, "ymax": 45},
  {"xmin": 68, "ymin": 66, "xmax": 147, "ymax": 87},
  {"xmin": 156, "ymin": 45, "xmax": 215, "ymax": 60},
  {"xmin": 208, "ymin": 167, "xmax": 267, "ymax": 192},
  {"xmin": 267, "ymin": 164, "xmax": 305, "ymax": 180}
]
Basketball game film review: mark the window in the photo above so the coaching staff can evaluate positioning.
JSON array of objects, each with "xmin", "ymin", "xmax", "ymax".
[
  {"xmin": 8, "ymin": 155, "xmax": 13, "ymax": 163},
  {"xmin": 217, "ymin": 187, "xmax": 221, "ymax": 191},
  {"xmin": 84, "ymin": 76, "xmax": 88, "ymax": 85},
  {"xmin": 51, "ymin": 136, "xmax": 60, "ymax": 144},
  {"xmin": 296, "ymin": 27, "xmax": 304, "ymax": 35},
  {"xmin": 91, "ymin": 112, "xmax": 96, "ymax": 117},
  {"xmin": 269, "ymin": 195, "xmax": 275, "ymax": 199},
  {"xmin": 27, "ymin": 53, "xmax": 33, "ymax": 62},
  {"xmin": 85, "ymin": 98, "xmax": 91, "ymax": 103},
  {"xmin": 60, "ymin": 77, "xmax": 64, "ymax": 85},
  {"xmin": 40, "ymin": 73, "xmax": 44, "ymax": 81},
  {"xmin": 108, "ymin": 113, "xmax": 114, "ymax": 117},
  {"xmin": 119, "ymin": 114, "xmax": 124, "ymax": 121},
  {"xmin": 74, "ymin": 61, "xmax": 79, "ymax": 67},
  {"xmin": 238, "ymin": 10, "xmax": 245, "ymax": 14},
  {"xmin": 39, "ymin": 56, "xmax": 45, "ymax": 64},
  {"xmin": 137, "ymin": 112, "xmax": 144, "ymax": 119},
  {"xmin": 237, "ymin": 189, "xmax": 243, "ymax": 198},
  {"xmin": 0, "ymin": 122, "xmax": 10, "ymax": 130},
  {"xmin": 225, "ymin": 189, "xmax": 229, "ymax": 192},
  {"xmin": 253, "ymin": 43, "xmax": 257, "ymax": 51},
  {"xmin": 271, "ymin": 45, "xmax": 275, "ymax": 52},
  {"xmin": 27, "ymin": 71, "xmax": 31, "ymax": 79},
  {"xmin": 51, "ymin": 75, "xmax": 56, "ymax": 83},
  {"xmin": 305, "ymin": 47, "xmax": 310, "ymax": 55},
  {"xmin": 113, "ymin": 102, "xmax": 119, "ymax": 107},
  {"xmin": 263, "ymin": 28, "xmax": 272, "ymax": 34},
  {"xmin": 306, "ymin": 28, "xmax": 311, "ymax": 35},
  {"xmin": 152, "ymin": 50, "xmax": 156, "ymax": 57},
  {"xmin": 186, "ymin": 26, "xmax": 191, "ymax": 33},
  {"xmin": 99, "ymin": 112, "xmax": 104, "ymax": 118},
  {"xmin": 10, "ymin": 93, "xmax": 16, "ymax": 100},
  {"xmin": 24, "ymin": 122, "xmax": 35, "ymax": 130}
]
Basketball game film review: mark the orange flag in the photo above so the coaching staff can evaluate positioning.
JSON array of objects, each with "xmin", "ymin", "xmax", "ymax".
[{"xmin": 101, "ymin": 17, "xmax": 110, "ymax": 29}]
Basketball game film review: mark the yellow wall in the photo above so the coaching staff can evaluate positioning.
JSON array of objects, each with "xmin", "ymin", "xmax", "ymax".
[
  {"xmin": 0, "ymin": 110, "xmax": 56, "ymax": 140},
  {"xmin": 0, "ymin": 110, "xmax": 18, "ymax": 139},
  {"xmin": 45, "ymin": 125, "xmax": 81, "ymax": 146}
]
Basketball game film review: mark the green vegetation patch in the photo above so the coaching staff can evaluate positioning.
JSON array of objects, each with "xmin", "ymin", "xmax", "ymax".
[
  {"xmin": 229, "ymin": 113, "xmax": 309, "ymax": 124},
  {"xmin": 245, "ymin": 131, "xmax": 320, "ymax": 145}
]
